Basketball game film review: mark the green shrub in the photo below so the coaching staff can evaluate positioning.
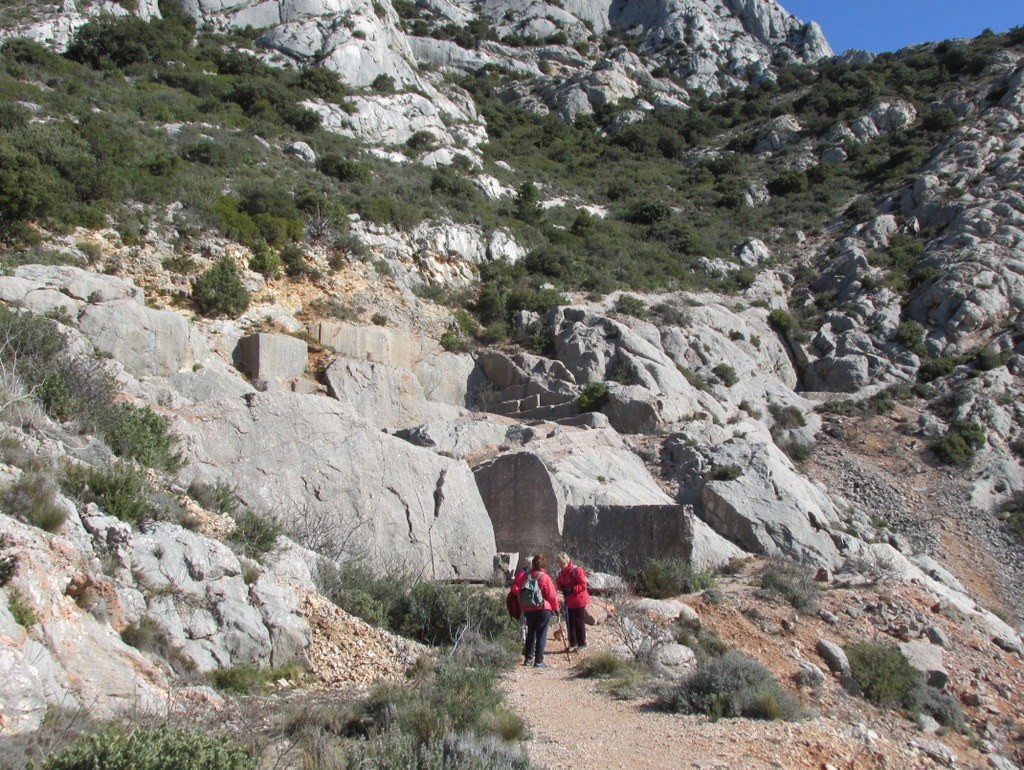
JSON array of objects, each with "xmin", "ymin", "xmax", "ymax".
[
  {"xmin": 678, "ymin": 366, "xmax": 710, "ymax": 391},
  {"xmin": 102, "ymin": 402, "xmax": 182, "ymax": 472},
  {"xmin": 675, "ymin": 618, "xmax": 729, "ymax": 659},
  {"xmin": 63, "ymin": 461, "xmax": 154, "ymax": 525},
  {"xmin": 440, "ymin": 330, "xmax": 472, "ymax": 353},
  {"xmin": 785, "ymin": 441, "xmax": 813, "ymax": 462},
  {"xmin": 316, "ymin": 559, "xmax": 412, "ymax": 629},
  {"xmin": 931, "ymin": 420, "xmax": 985, "ymax": 467},
  {"xmin": 711, "ymin": 464, "xmax": 742, "ymax": 481},
  {"xmin": 895, "ymin": 320, "xmax": 927, "ymax": 357},
  {"xmin": 845, "ymin": 641, "xmax": 919, "ymax": 708},
  {"xmin": 192, "ymin": 257, "xmax": 250, "ymax": 317},
  {"xmin": 318, "ymin": 154, "xmax": 371, "ymax": 183},
  {"xmin": 631, "ymin": 558, "xmax": 716, "ymax": 599},
  {"xmin": 574, "ymin": 650, "xmax": 631, "ymax": 678},
  {"xmin": 36, "ymin": 725, "xmax": 254, "ymax": 770},
  {"xmin": 227, "ymin": 508, "xmax": 282, "ymax": 561},
  {"xmin": 7, "ymin": 587, "xmax": 37, "ymax": 628},
  {"xmin": 578, "ymin": 382, "xmax": 608, "ymax": 412},
  {"xmin": 767, "ymin": 309, "xmax": 796, "ymax": 334},
  {"xmin": 918, "ymin": 355, "xmax": 971, "ymax": 382},
  {"xmin": 656, "ymin": 650, "xmax": 801, "ymax": 721},
  {"xmin": 756, "ymin": 562, "xmax": 819, "ymax": 613},
  {"xmin": 207, "ymin": 662, "xmax": 305, "ymax": 694},
  {"xmin": 248, "ymin": 240, "xmax": 280, "ymax": 278},
  {"xmin": 394, "ymin": 582, "xmax": 513, "ymax": 647},
  {"xmin": 188, "ymin": 480, "xmax": 239, "ymax": 516},
  {"xmin": 371, "ymin": 73, "xmax": 395, "ymax": 93},
  {"xmin": 614, "ymin": 294, "xmax": 648, "ymax": 318},
  {"xmin": 768, "ymin": 403, "xmax": 806, "ymax": 430},
  {"xmin": 1, "ymin": 470, "xmax": 67, "ymax": 532},
  {"xmin": 975, "ymin": 346, "xmax": 1009, "ymax": 371},
  {"xmin": 911, "ymin": 684, "xmax": 967, "ymax": 732},
  {"xmin": 712, "ymin": 364, "xmax": 738, "ymax": 387}
]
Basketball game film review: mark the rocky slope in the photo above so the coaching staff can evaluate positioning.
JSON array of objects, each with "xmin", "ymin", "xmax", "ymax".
[{"xmin": 1, "ymin": 1, "xmax": 1024, "ymax": 767}]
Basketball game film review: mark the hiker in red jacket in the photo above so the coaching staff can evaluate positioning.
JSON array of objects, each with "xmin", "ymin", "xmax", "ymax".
[
  {"xmin": 514, "ymin": 554, "xmax": 560, "ymax": 668},
  {"xmin": 556, "ymin": 552, "xmax": 591, "ymax": 651}
]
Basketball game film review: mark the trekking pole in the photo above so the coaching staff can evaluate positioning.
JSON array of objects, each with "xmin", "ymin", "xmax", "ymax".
[{"xmin": 558, "ymin": 608, "xmax": 572, "ymax": 663}]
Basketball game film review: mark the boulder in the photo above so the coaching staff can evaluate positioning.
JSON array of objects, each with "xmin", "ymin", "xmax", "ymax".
[
  {"xmin": 899, "ymin": 640, "xmax": 948, "ymax": 690},
  {"xmin": 816, "ymin": 638, "xmax": 850, "ymax": 676},
  {"xmin": 652, "ymin": 643, "xmax": 697, "ymax": 679}
]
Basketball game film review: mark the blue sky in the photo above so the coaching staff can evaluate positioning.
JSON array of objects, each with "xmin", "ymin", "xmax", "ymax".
[{"xmin": 778, "ymin": 1, "xmax": 1022, "ymax": 54}]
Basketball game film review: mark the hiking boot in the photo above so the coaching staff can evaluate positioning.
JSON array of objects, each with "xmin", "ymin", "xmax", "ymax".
[
  {"xmin": 533, "ymin": 662, "xmax": 549, "ymax": 668},
  {"xmin": 523, "ymin": 657, "xmax": 534, "ymax": 666},
  {"xmin": 567, "ymin": 646, "xmax": 578, "ymax": 653}
]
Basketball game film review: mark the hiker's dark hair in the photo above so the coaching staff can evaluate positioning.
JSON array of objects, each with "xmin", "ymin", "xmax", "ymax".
[{"xmin": 532, "ymin": 554, "xmax": 546, "ymax": 570}]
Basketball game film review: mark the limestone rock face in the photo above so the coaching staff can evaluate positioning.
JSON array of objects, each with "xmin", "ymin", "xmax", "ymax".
[
  {"xmin": 668, "ymin": 437, "xmax": 844, "ymax": 568},
  {"xmin": 472, "ymin": 427, "xmax": 742, "ymax": 570},
  {"xmin": 174, "ymin": 392, "xmax": 497, "ymax": 578}
]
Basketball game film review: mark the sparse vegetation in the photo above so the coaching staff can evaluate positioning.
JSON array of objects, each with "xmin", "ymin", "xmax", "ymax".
[
  {"xmin": 631, "ymin": 558, "xmax": 716, "ymax": 599},
  {"xmin": 36, "ymin": 724, "xmax": 254, "ymax": 770},
  {"xmin": 930, "ymin": 420, "xmax": 986, "ymax": 467},
  {"xmin": 7, "ymin": 586, "xmax": 36, "ymax": 628},
  {"xmin": 655, "ymin": 650, "xmax": 802, "ymax": 721},
  {"xmin": 1, "ymin": 470, "xmax": 67, "ymax": 532},
  {"xmin": 845, "ymin": 641, "xmax": 919, "ymax": 708},
  {"xmin": 756, "ymin": 561, "xmax": 819, "ymax": 613},
  {"xmin": 578, "ymin": 382, "xmax": 609, "ymax": 412}
]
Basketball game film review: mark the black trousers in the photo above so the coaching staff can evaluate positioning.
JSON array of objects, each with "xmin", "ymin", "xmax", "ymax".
[
  {"xmin": 565, "ymin": 605, "xmax": 587, "ymax": 647},
  {"xmin": 523, "ymin": 609, "xmax": 552, "ymax": 663}
]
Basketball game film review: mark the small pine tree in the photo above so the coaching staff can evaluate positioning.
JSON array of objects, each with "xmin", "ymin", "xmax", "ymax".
[{"xmin": 192, "ymin": 257, "xmax": 250, "ymax": 318}]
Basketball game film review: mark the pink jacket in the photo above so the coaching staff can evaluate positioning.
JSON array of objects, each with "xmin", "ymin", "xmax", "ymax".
[
  {"xmin": 556, "ymin": 562, "xmax": 591, "ymax": 610},
  {"xmin": 512, "ymin": 568, "xmax": 560, "ymax": 613}
]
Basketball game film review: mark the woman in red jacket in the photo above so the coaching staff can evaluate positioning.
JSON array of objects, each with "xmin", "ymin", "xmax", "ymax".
[
  {"xmin": 556, "ymin": 552, "xmax": 590, "ymax": 651},
  {"xmin": 513, "ymin": 554, "xmax": 560, "ymax": 668}
]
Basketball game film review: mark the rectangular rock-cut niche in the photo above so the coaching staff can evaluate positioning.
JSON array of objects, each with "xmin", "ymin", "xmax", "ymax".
[{"xmin": 562, "ymin": 504, "xmax": 692, "ymax": 573}]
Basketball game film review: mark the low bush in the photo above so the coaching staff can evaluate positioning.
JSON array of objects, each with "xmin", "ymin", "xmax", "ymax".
[
  {"xmin": 712, "ymin": 364, "xmax": 738, "ymax": 387},
  {"xmin": 756, "ymin": 562, "xmax": 819, "ymax": 613},
  {"xmin": 918, "ymin": 355, "xmax": 971, "ymax": 382},
  {"xmin": 227, "ymin": 508, "xmax": 282, "ymax": 561},
  {"xmin": 36, "ymin": 724, "xmax": 254, "ymax": 770},
  {"xmin": 631, "ymin": 558, "xmax": 716, "ymax": 599},
  {"xmin": 912, "ymin": 684, "xmax": 967, "ymax": 733},
  {"xmin": 7, "ymin": 587, "xmax": 37, "ymax": 628},
  {"xmin": 346, "ymin": 730, "xmax": 532, "ymax": 770},
  {"xmin": 207, "ymin": 661, "xmax": 305, "ymax": 694},
  {"xmin": 675, "ymin": 618, "xmax": 728, "ymax": 659},
  {"xmin": 768, "ymin": 403, "xmax": 806, "ymax": 430},
  {"xmin": 931, "ymin": 420, "xmax": 985, "ymax": 468},
  {"xmin": 574, "ymin": 650, "xmax": 632, "ymax": 679},
  {"xmin": 578, "ymin": 382, "xmax": 608, "ymax": 412},
  {"xmin": 845, "ymin": 641, "xmax": 919, "ymax": 708},
  {"xmin": 1, "ymin": 470, "xmax": 67, "ymax": 532},
  {"xmin": 102, "ymin": 402, "xmax": 183, "ymax": 472},
  {"xmin": 63, "ymin": 461, "xmax": 154, "ymax": 525},
  {"xmin": 614, "ymin": 293, "xmax": 648, "ymax": 318},
  {"xmin": 656, "ymin": 650, "xmax": 801, "ymax": 721},
  {"xmin": 711, "ymin": 464, "xmax": 742, "ymax": 481},
  {"xmin": 187, "ymin": 480, "xmax": 239, "ymax": 516},
  {"xmin": 192, "ymin": 257, "xmax": 250, "ymax": 318},
  {"xmin": 440, "ymin": 330, "xmax": 472, "ymax": 353},
  {"xmin": 394, "ymin": 581, "xmax": 514, "ymax": 647}
]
